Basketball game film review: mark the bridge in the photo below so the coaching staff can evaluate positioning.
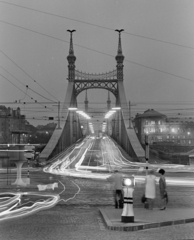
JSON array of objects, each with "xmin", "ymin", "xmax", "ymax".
[{"xmin": 39, "ymin": 30, "xmax": 145, "ymax": 163}]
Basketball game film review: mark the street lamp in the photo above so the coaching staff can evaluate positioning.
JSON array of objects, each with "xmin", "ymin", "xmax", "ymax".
[
  {"xmin": 112, "ymin": 107, "xmax": 121, "ymax": 110},
  {"xmin": 68, "ymin": 107, "xmax": 78, "ymax": 111}
]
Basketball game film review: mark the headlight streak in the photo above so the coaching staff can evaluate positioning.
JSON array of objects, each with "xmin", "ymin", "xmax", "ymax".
[
  {"xmin": 44, "ymin": 143, "xmax": 88, "ymax": 173},
  {"xmin": 58, "ymin": 180, "xmax": 66, "ymax": 195},
  {"xmin": 106, "ymin": 136, "xmax": 185, "ymax": 170},
  {"xmin": 87, "ymin": 142, "xmax": 93, "ymax": 150},
  {"xmin": 42, "ymin": 135, "xmax": 194, "ymax": 192},
  {"xmin": 0, "ymin": 192, "xmax": 60, "ymax": 222},
  {"xmin": 75, "ymin": 148, "xmax": 88, "ymax": 170},
  {"xmin": 45, "ymin": 139, "xmax": 96, "ymax": 174},
  {"xmin": 74, "ymin": 142, "xmax": 84, "ymax": 149},
  {"xmin": 58, "ymin": 180, "xmax": 81, "ymax": 203}
]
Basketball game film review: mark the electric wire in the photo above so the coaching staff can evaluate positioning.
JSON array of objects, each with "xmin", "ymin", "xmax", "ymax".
[
  {"xmin": 17, "ymin": 86, "xmax": 28, "ymax": 103},
  {"xmin": 0, "ymin": 65, "xmax": 57, "ymax": 103},
  {"xmin": 0, "ymin": 49, "xmax": 59, "ymax": 102},
  {"xmin": 0, "ymin": 73, "xmax": 53, "ymax": 111},
  {"xmin": 1, "ymin": 1, "xmax": 194, "ymax": 50},
  {"xmin": 1, "ymin": 100, "xmax": 194, "ymax": 106},
  {"xmin": 1, "ymin": 20, "xmax": 194, "ymax": 84}
]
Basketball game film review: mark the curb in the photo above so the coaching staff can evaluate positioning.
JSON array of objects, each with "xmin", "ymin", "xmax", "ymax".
[{"xmin": 99, "ymin": 208, "xmax": 194, "ymax": 232}]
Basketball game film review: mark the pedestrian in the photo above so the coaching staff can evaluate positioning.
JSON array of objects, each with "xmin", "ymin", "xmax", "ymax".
[
  {"xmin": 158, "ymin": 168, "xmax": 167, "ymax": 210},
  {"xmin": 107, "ymin": 169, "xmax": 124, "ymax": 209},
  {"xmin": 145, "ymin": 169, "xmax": 156, "ymax": 210}
]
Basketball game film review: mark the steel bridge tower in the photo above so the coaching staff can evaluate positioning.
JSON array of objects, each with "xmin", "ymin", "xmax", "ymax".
[{"xmin": 39, "ymin": 30, "xmax": 145, "ymax": 162}]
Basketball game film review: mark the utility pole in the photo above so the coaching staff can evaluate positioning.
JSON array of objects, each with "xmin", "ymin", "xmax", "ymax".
[
  {"xmin": 24, "ymin": 145, "xmax": 35, "ymax": 185},
  {"xmin": 57, "ymin": 101, "xmax": 61, "ymax": 129}
]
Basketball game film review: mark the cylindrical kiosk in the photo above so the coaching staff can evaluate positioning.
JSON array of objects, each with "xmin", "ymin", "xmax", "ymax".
[{"xmin": 121, "ymin": 176, "xmax": 135, "ymax": 223}]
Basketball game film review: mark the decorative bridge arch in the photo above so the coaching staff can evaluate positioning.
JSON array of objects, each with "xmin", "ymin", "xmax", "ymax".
[
  {"xmin": 74, "ymin": 70, "xmax": 118, "ymax": 97},
  {"xmin": 39, "ymin": 29, "xmax": 145, "ymax": 162}
]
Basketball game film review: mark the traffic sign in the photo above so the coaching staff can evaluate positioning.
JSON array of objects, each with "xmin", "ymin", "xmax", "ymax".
[{"xmin": 24, "ymin": 145, "xmax": 35, "ymax": 159}]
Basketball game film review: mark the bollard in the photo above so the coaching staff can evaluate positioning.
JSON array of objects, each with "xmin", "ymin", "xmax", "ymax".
[{"xmin": 121, "ymin": 176, "xmax": 135, "ymax": 223}]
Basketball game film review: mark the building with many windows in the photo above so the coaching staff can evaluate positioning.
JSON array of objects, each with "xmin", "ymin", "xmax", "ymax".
[
  {"xmin": 134, "ymin": 109, "xmax": 194, "ymax": 146},
  {"xmin": 0, "ymin": 106, "xmax": 28, "ymax": 144}
]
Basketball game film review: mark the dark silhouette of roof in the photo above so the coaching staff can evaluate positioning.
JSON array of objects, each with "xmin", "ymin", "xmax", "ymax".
[{"xmin": 136, "ymin": 109, "xmax": 166, "ymax": 119}]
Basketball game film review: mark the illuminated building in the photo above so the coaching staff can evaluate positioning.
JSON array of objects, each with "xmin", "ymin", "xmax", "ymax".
[{"xmin": 134, "ymin": 109, "xmax": 194, "ymax": 146}]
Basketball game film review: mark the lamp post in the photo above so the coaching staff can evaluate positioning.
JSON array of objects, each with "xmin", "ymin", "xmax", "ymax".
[
  {"xmin": 7, "ymin": 144, "xmax": 10, "ymax": 185},
  {"xmin": 24, "ymin": 145, "xmax": 35, "ymax": 185}
]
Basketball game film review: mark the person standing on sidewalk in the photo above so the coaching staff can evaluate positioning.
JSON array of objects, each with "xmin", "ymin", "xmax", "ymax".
[
  {"xmin": 145, "ymin": 169, "xmax": 156, "ymax": 210},
  {"xmin": 108, "ymin": 169, "xmax": 124, "ymax": 209},
  {"xmin": 158, "ymin": 168, "xmax": 167, "ymax": 210}
]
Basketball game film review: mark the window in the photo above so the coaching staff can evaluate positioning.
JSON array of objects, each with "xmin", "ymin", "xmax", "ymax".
[{"xmin": 157, "ymin": 136, "xmax": 162, "ymax": 140}]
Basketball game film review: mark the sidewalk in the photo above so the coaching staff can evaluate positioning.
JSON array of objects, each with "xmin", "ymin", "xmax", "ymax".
[{"xmin": 99, "ymin": 207, "xmax": 194, "ymax": 232}]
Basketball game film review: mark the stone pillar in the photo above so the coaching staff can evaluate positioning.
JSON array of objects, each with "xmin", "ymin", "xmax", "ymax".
[{"xmin": 12, "ymin": 160, "xmax": 27, "ymax": 186}]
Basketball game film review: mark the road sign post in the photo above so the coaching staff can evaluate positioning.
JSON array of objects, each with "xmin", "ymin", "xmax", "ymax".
[{"xmin": 145, "ymin": 135, "xmax": 149, "ymax": 175}]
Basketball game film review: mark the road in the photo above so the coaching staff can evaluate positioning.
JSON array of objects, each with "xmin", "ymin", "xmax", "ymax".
[
  {"xmin": 1, "ymin": 169, "xmax": 194, "ymax": 240},
  {"xmin": 43, "ymin": 135, "xmax": 194, "ymax": 186},
  {"xmin": 1, "ymin": 136, "xmax": 194, "ymax": 239}
]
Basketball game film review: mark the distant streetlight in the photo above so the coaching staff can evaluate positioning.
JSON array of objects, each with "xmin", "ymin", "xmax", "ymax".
[{"xmin": 68, "ymin": 107, "xmax": 78, "ymax": 111}]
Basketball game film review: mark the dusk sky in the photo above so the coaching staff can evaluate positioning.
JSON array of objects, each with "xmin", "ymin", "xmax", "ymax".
[{"xmin": 0, "ymin": 0, "xmax": 194, "ymax": 126}]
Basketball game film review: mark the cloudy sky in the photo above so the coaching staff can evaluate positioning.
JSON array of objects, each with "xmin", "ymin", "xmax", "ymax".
[{"xmin": 0, "ymin": 0, "xmax": 194, "ymax": 126}]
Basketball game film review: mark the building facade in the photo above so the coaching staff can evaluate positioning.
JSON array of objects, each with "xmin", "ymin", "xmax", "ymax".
[
  {"xmin": 134, "ymin": 109, "xmax": 194, "ymax": 146},
  {"xmin": 0, "ymin": 106, "xmax": 27, "ymax": 144}
]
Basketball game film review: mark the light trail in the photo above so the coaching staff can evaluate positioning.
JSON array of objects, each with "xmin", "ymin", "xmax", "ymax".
[
  {"xmin": 58, "ymin": 180, "xmax": 81, "ymax": 203},
  {"xmin": 0, "ymin": 192, "xmax": 59, "ymax": 221},
  {"xmin": 43, "ymin": 135, "xmax": 194, "ymax": 187},
  {"xmin": 135, "ymin": 175, "xmax": 194, "ymax": 187}
]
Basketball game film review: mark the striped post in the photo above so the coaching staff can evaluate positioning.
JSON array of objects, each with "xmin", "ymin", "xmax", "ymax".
[
  {"xmin": 121, "ymin": 187, "xmax": 134, "ymax": 222},
  {"xmin": 145, "ymin": 135, "xmax": 149, "ymax": 175}
]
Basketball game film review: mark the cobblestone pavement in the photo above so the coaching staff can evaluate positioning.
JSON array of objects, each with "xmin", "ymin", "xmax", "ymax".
[
  {"xmin": 1, "ymin": 170, "xmax": 194, "ymax": 239},
  {"xmin": 1, "ymin": 205, "xmax": 194, "ymax": 240}
]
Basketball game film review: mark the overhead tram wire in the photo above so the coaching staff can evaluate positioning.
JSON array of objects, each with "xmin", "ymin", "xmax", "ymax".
[
  {"xmin": 0, "ymin": 73, "xmax": 54, "ymax": 111},
  {"xmin": 1, "ymin": 20, "xmax": 194, "ymax": 86},
  {"xmin": 1, "ymin": 101, "xmax": 194, "ymax": 106},
  {"xmin": 1, "ymin": 1, "xmax": 194, "ymax": 50},
  {"xmin": 0, "ymin": 65, "xmax": 57, "ymax": 103},
  {"xmin": 0, "ymin": 49, "xmax": 59, "ymax": 103}
]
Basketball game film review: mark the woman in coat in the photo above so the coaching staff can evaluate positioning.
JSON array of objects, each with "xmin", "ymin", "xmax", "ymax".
[{"xmin": 145, "ymin": 169, "xmax": 156, "ymax": 210}]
